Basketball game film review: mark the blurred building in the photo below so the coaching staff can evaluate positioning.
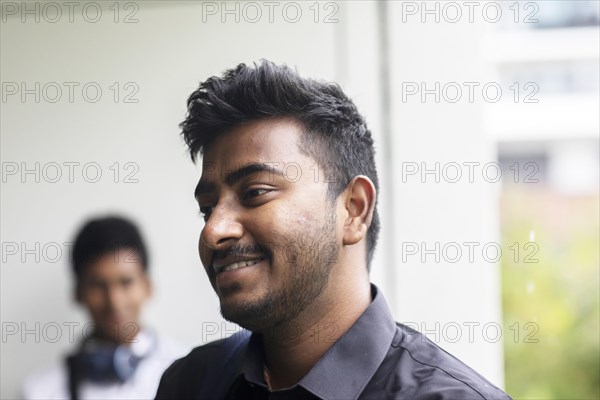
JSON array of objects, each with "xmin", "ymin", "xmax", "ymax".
[{"xmin": 486, "ymin": 1, "xmax": 599, "ymax": 193}]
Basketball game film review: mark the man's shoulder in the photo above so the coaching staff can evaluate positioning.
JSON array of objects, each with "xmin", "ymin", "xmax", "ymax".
[
  {"xmin": 161, "ymin": 337, "xmax": 228, "ymax": 377},
  {"xmin": 156, "ymin": 335, "xmax": 247, "ymax": 400},
  {"xmin": 366, "ymin": 322, "xmax": 511, "ymax": 400}
]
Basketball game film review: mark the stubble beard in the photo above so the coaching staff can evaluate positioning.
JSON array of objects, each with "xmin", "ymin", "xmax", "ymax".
[{"xmin": 219, "ymin": 211, "xmax": 339, "ymax": 333}]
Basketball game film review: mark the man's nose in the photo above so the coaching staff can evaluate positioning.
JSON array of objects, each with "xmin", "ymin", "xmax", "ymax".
[
  {"xmin": 201, "ymin": 200, "xmax": 244, "ymax": 251},
  {"xmin": 105, "ymin": 285, "xmax": 126, "ymax": 311}
]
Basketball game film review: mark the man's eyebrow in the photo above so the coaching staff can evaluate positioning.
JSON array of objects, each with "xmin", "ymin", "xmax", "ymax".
[{"xmin": 194, "ymin": 162, "xmax": 286, "ymax": 198}]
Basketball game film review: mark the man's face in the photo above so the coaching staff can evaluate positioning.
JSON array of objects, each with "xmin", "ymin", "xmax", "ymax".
[
  {"xmin": 77, "ymin": 248, "xmax": 151, "ymax": 344},
  {"xmin": 196, "ymin": 118, "xmax": 341, "ymax": 331}
]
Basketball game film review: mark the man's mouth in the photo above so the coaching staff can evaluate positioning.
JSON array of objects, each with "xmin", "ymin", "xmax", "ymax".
[{"xmin": 213, "ymin": 257, "xmax": 265, "ymax": 275}]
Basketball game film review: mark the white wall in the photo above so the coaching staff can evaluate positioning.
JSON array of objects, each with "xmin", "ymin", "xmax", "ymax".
[
  {"xmin": 386, "ymin": 0, "xmax": 504, "ymax": 385},
  {"xmin": 1, "ymin": 1, "xmax": 505, "ymax": 398}
]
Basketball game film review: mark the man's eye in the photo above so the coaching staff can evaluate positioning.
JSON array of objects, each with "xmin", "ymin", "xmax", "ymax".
[
  {"xmin": 198, "ymin": 206, "xmax": 213, "ymax": 220},
  {"xmin": 243, "ymin": 188, "xmax": 270, "ymax": 200},
  {"xmin": 86, "ymin": 280, "xmax": 105, "ymax": 290}
]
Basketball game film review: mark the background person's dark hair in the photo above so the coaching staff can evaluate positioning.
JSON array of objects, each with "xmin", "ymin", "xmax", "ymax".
[
  {"xmin": 72, "ymin": 216, "xmax": 149, "ymax": 280},
  {"xmin": 180, "ymin": 60, "xmax": 380, "ymax": 270}
]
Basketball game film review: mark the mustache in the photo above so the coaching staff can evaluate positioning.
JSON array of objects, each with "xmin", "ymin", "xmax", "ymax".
[{"xmin": 212, "ymin": 243, "xmax": 270, "ymax": 262}]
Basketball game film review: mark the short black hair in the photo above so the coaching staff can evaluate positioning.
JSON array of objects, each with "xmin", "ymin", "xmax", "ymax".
[
  {"xmin": 180, "ymin": 60, "xmax": 380, "ymax": 270},
  {"xmin": 72, "ymin": 216, "xmax": 149, "ymax": 279}
]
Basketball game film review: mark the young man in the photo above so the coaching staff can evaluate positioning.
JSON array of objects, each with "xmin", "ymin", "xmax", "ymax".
[
  {"xmin": 155, "ymin": 61, "xmax": 511, "ymax": 399},
  {"xmin": 23, "ymin": 216, "xmax": 186, "ymax": 400}
]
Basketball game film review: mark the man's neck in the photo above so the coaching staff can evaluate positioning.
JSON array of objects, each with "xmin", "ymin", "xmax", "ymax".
[
  {"xmin": 260, "ymin": 282, "xmax": 372, "ymax": 390},
  {"xmin": 92, "ymin": 323, "xmax": 143, "ymax": 346}
]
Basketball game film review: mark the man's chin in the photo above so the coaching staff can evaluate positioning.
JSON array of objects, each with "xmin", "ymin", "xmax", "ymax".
[
  {"xmin": 219, "ymin": 300, "xmax": 274, "ymax": 332},
  {"xmin": 94, "ymin": 321, "xmax": 139, "ymax": 344}
]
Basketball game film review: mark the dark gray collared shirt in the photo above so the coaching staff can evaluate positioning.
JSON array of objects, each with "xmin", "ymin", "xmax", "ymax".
[{"xmin": 156, "ymin": 285, "xmax": 512, "ymax": 399}]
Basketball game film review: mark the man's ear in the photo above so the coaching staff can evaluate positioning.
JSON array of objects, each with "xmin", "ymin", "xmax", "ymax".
[{"xmin": 342, "ymin": 175, "xmax": 376, "ymax": 246}]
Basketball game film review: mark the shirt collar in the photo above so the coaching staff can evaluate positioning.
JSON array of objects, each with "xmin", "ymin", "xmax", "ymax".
[{"xmin": 238, "ymin": 284, "xmax": 397, "ymax": 399}]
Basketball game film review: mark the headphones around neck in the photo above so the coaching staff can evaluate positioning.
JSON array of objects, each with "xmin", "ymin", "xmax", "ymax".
[{"xmin": 67, "ymin": 330, "xmax": 156, "ymax": 384}]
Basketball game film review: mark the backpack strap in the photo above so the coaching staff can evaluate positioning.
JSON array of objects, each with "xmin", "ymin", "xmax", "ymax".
[{"xmin": 65, "ymin": 354, "xmax": 80, "ymax": 400}]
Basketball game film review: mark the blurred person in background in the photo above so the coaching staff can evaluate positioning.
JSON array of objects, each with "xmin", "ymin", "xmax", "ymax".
[
  {"xmin": 155, "ymin": 61, "xmax": 511, "ymax": 399},
  {"xmin": 23, "ymin": 216, "xmax": 187, "ymax": 400}
]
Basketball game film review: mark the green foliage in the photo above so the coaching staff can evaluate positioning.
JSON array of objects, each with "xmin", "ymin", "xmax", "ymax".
[{"xmin": 501, "ymin": 187, "xmax": 600, "ymax": 399}]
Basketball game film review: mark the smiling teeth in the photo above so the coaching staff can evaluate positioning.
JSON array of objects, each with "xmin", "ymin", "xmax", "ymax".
[{"xmin": 220, "ymin": 259, "xmax": 262, "ymax": 273}]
